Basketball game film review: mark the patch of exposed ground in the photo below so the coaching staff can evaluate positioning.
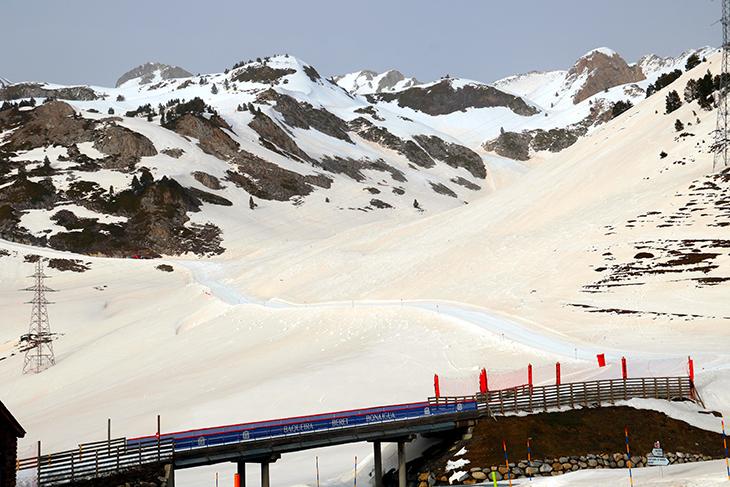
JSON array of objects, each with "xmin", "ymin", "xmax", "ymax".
[{"xmin": 411, "ymin": 406, "xmax": 723, "ymax": 486}]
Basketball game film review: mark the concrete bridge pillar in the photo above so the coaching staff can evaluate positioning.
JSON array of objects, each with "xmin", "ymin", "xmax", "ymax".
[
  {"xmin": 398, "ymin": 441, "xmax": 406, "ymax": 487},
  {"xmin": 236, "ymin": 462, "xmax": 246, "ymax": 487},
  {"xmin": 373, "ymin": 441, "xmax": 383, "ymax": 487},
  {"xmin": 261, "ymin": 462, "xmax": 270, "ymax": 487}
]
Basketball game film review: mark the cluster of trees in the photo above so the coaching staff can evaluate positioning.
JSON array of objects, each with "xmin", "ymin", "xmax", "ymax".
[
  {"xmin": 130, "ymin": 169, "xmax": 154, "ymax": 195},
  {"xmin": 0, "ymin": 97, "xmax": 36, "ymax": 111},
  {"xmin": 611, "ymin": 99, "xmax": 633, "ymax": 118},
  {"xmin": 162, "ymin": 97, "xmax": 217, "ymax": 125},
  {"xmin": 646, "ymin": 69, "xmax": 683, "ymax": 98},
  {"xmin": 236, "ymin": 102, "xmax": 262, "ymax": 114},
  {"xmin": 125, "ymin": 103, "xmax": 155, "ymax": 118},
  {"xmin": 684, "ymin": 70, "xmax": 723, "ymax": 110},
  {"xmin": 665, "ymin": 90, "xmax": 682, "ymax": 114}
]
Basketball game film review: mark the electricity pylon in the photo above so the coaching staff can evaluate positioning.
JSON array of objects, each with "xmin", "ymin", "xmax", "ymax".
[
  {"xmin": 714, "ymin": 0, "xmax": 730, "ymax": 171},
  {"xmin": 21, "ymin": 260, "xmax": 57, "ymax": 374}
]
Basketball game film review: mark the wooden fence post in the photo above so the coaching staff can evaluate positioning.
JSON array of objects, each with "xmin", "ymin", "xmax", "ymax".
[
  {"xmin": 542, "ymin": 387, "xmax": 548, "ymax": 412},
  {"xmin": 570, "ymin": 383, "xmax": 574, "ymax": 409},
  {"xmin": 583, "ymin": 383, "xmax": 588, "ymax": 407},
  {"xmin": 498, "ymin": 390, "xmax": 505, "ymax": 415},
  {"xmin": 96, "ymin": 450, "xmax": 99, "ymax": 478},
  {"xmin": 642, "ymin": 378, "xmax": 646, "ymax": 398},
  {"xmin": 556, "ymin": 385, "xmax": 561, "ymax": 409},
  {"xmin": 654, "ymin": 378, "xmax": 658, "ymax": 399},
  {"xmin": 610, "ymin": 380, "xmax": 615, "ymax": 404}
]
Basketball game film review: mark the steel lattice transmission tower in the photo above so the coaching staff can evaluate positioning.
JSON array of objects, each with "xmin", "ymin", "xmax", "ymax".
[
  {"xmin": 21, "ymin": 260, "xmax": 57, "ymax": 374},
  {"xmin": 714, "ymin": 0, "xmax": 730, "ymax": 171}
]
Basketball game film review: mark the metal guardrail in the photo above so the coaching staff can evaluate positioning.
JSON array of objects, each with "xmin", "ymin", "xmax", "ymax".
[
  {"xmin": 17, "ymin": 437, "xmax": 173, "ymax": 487},
  {"xmin": 428, "ymin": 376, "xmax": 702, "ymax": 416}
]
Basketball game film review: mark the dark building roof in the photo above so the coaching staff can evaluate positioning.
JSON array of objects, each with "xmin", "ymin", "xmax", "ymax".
[{"xmin": 0, "ymin": 399, "xmax": 26, "ymax": 437}]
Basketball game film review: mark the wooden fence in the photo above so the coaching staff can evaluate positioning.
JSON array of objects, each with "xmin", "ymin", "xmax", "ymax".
[
  {"xmin": 429, "ymin": 376, "xmax": 702, "ymax": 416},
  {"xmin": 17, "ymin": 436, "xmax": 173, "ymax": 487}
]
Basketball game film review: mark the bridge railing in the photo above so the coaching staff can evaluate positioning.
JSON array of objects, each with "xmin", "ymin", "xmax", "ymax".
[
  {"xmin": 162, "ymin": 400, "xmax": 477, "ymax": 451},
  {"xmin": 429, "ymin": 376, "xmax": 701, "ymax": 417},
  {"xmin": 17, "ymin": 437, "xmax": 173, "ymax": 487}
]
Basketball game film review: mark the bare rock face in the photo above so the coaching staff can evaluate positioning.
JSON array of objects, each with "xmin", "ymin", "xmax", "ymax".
[
  {"xmin": 116, "ymin": 62, "xmax": 193, "ymax": 88},
  {"xmin": 568, "ymin": 49, "xmax": 646, "ymax": 104},
  {"xmin": 4, "ymin": 101, "xmax": 95, "ymax": 150},
  {"xmin": 93, "ymin": 125, "xmax": 158, "ymax": 159},
  {"xmin": 368, "ymin": 79, "xmax": 539, "ymax": 117},
  {"xmin": 166, "ymin": 113, "xmax": 239, "ymax": 160}
]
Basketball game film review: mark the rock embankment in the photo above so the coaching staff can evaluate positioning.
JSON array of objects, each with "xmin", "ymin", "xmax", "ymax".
[{"xmin": 425, "ymin": 451, "xmax": 717, "ymax": 484}]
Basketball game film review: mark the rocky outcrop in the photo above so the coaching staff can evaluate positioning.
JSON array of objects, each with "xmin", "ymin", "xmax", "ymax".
[
  {"xmin": 93, "ymin": 125, "xmax": 158, "ymax": 159},
  {"xmin": 568, "ymin": 49, "xmax": 646, "ymax": 104},
  {"xmin": 226, "ymin": 150, "xmax": 331, "ymax": 201},
  {"xmin": 116, "ymin": 62, "xmax": 193, "ymax": 88},
  {"xmin": 2, "ymin": 101, "xmax": 94, "ymax": 151},
  {"xmin": 368, "ymin": 79, "xmax": 539, "ymax": 117},
  {"xmin": 0, "ymin": 83, "xmax": 100, "ymax": 101},
  {"xmin": 413, "ymin": 135, "xmax": 485, "ymax": 179},
  {"xmin": 232, "ymin": 65, "xmax": 296, "ymax": 85},
  {"xmin": 248, "ymin": 111, "xmax": 313, "ymax": 162},
  {"xmin": 0, "ymin": 101, "xmax": 156, "ymax": 169},
  {"xmin": 348, "ymin": 117, "xmax": 435, "ymax": 168},
  {"xmin": 333, "ymin": 70, "xmax": 422, "ymax": 94},
  {"xmin": 166, "ymin": 113, "xmax": 238, "ymax": 159},
  {"xmin": 257, "ymin": 89, "xmax": 353, "ymax": 144}
]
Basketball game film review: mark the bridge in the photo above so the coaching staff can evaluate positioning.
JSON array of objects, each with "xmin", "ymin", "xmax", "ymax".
[{"xmin": 16, "ymin": 376, "xmax": 699, "ymax": 487}]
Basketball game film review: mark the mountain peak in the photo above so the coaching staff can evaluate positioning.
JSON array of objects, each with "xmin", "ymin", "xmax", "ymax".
[
  {"xmin": 333, "ymin": 69, "xmax": 422, "ymax": 95},
  {"xmin": 115, "ymin": 62, "xmax": 193, "ymax": 88},
  {"xmin": 567, "ymin": 48, "xmax": 645, "ymax": 104}
]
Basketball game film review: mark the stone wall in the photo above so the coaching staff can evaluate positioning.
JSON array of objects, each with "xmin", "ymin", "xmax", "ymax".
[
  {"xmin": 423, "ymin": 451, "xmax": 716, "ymax": 484},
  {"xmin": 65, "ymin": 463, "xmax": 172, "ymax": 487}
]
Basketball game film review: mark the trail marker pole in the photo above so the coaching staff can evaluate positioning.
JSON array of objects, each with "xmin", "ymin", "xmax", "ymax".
[
  {"xmin": 491, "ymin": 470, "xmax": 497, "ymax": 487},
  {"xmin": 625, "ymin": 428, "xmax": 633, "ymax": 487},
  {"xmin": 527, "ymin": 438, "xmax": 532, "ymax": 481},
  {"xmin": 354, "ymin": 456, "xmax": 357, "ymax": 487},
  {"xmin": 316, "ymin": 456, "xmax": 320, "ymax": 487},
  {"xmin": 720, "ymin": 421, "xmax": 730, "ymax": 480},
  {"xmin": 502, "ymin": 441, "xmax": 512, "ymax": 487}
]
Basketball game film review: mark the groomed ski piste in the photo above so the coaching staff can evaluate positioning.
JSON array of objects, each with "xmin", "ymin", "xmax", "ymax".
[{"xmin": 4, "ymin": 52, "xmax": 730, "ymax": 487}]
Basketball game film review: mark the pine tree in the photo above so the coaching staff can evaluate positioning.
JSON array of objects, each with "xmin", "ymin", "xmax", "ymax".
[
  {"xmin": 685, "ymin": 53, "xmax": 701, "ymax": 72},
  {"xmin": 140, "ymin": 169, "xmax": 154, "ymax": 188},
  {"xmin": 131, "ymin": 175, "xmax": 142, "ymax": 194},
  {"xmin": 675, "ymin": 119, "xmax": 684, "ymax": 132},
  {"xmin": 211, "ymin": 84, "xmax": 218, "ymax": 95},
  {"xmin": 665, "ymin": 90, "xmax": 682, "ymax": 114}
]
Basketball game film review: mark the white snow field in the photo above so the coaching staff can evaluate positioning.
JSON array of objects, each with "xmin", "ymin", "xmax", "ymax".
[{"xmin": 3, "ymin": 52, "xmax": 730, "ymax": 487}]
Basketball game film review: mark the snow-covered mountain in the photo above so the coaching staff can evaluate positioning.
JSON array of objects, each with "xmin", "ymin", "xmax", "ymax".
[
  {"xmin": 3, "ymin": 46, "xmax": 730, "ymax": 487},
  {"xmin": 115, "ymin": 62, "xmax": 193, "ymax": 88},
  {"xmin": 332, "ymin": 69, "xmax": 422, "ymax": 95},
  {"xmin": 638, "ymin": 46, "xmax": 717, "ymax": 77}
]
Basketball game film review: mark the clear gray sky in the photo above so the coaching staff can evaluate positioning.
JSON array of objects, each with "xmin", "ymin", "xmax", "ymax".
[{"xmin": 2, "ymin": 1, "xmax": 720, "ymax": 87}]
